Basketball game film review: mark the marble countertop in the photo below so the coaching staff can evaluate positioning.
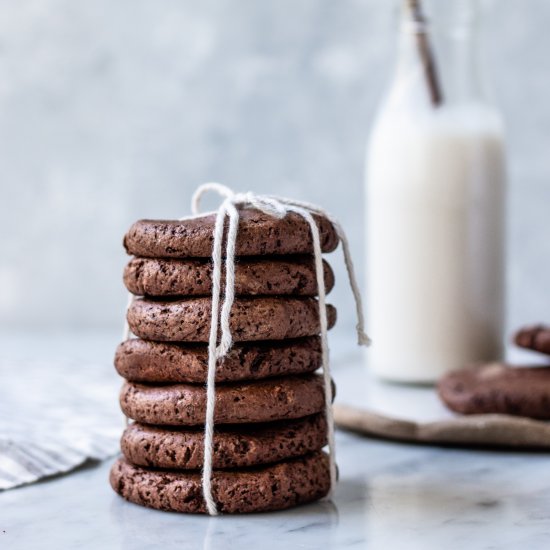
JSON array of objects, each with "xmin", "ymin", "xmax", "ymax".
[{"xmin": 2, "ymin": 332, "xmax": 550, "ymax": 549}]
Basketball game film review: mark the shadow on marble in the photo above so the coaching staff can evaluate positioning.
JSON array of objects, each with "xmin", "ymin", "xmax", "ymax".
[{"xmin": 109, "ymin": 488, "xmax": 341, "ymax": 550}]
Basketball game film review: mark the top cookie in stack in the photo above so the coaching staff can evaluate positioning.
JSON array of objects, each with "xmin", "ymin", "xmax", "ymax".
[{"xmin": 111, "ymin": 207, "xmax": 339, "ymax": 514}]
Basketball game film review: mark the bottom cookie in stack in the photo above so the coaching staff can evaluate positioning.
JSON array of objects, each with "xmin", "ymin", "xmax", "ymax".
[{"xmin": 110, "ymin": 451, "xmax": 330, "ymax": 514}]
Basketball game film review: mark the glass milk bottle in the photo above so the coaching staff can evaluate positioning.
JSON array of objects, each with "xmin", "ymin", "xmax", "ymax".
[{"xmin": 366, "ymin": 0, "xmax": 506, "ymax": 383}]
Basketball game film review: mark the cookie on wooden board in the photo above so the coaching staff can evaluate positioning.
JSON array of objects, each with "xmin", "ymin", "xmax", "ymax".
[
  {"xmin": 123, "ymin": 209, "xmax": 339, "ymax": 259},
  {"xmin": 514, "ymin": 325, "xmax": 550, "ymax": 356},
  {"xmin": 123, "ymin": 256, "xmax": 335, "ymax": 297},
  {"xmin": 438, "ymin": 363, "xmax": 550, "ymax": 419},
  {"xmin": 121, "ymin": 414, "xmax": 327, "ymax": 469},
  {"xmin": 119, "ymin": 373, "xmax": 334, "ymax": 426},
  {"xmin": 114, "ymin": 337, "xmax": 322, "ymax": 384},
  {"xmin": 127, "ymin": 296, "xmax": 336, "ymax": 343},
  {"xmin": 110, "ymin": 451, "xmax": 331, "ymax": 514}
]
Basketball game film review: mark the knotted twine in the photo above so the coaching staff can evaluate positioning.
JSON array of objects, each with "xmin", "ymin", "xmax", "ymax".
[{"xmin": 123, "ymin": 182, "xmax": 370, "ymax": 515}]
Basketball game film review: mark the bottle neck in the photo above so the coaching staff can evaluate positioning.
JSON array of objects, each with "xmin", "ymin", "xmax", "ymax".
[{"xmin": 392, "ymin": 1, "xmax": 487, "ymax": 109}]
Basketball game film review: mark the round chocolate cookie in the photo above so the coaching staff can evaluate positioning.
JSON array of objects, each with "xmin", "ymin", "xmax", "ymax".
[
  {"xmin": 110, "ymin": 451, "xmax": 330, "ymax": 514},
  {"xmin": 438, "ymin": 363, "xmax": 550, "ymax": 419},
  {"xmin": 121, "ymin": 414, "xmax": 327, "ymax": 469},
  {"xmin": 123, "ymin": 208, "xmax": 339, "ymax": 259},
  {"xmin": 514, "ymin": 325, "xmax": 550, "ymax": 356},
  {"xmin": 127, "ymin": 297, "xmax": 336, "ymax": 343},
  {"xmin": 123, "ymin": 256, "xmax": 335, "ymax": 297},
  {"xmin": 120, "ymin": 373, "xmax": 332, "ymax": 425},
  {"xmin": 114, "ymin": 337, "xmax": 322, "ymax": 384}
]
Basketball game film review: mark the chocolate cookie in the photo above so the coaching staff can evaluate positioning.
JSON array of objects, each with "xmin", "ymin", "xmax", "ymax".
[
  {"xmin": 121, "ymin": 414, "xmax": 327, "ymax": 469},
  {"xmin": 438, "ymin": 363, "xmax": 550, "ymax": 419},
  {"xmin": 127, "ymin": 297, "xmax": 336, "ymax": 343},
  {"xmin": 514, "ymin": 325, "xmax": 550, "ymax": 356},
  {"xmin": 110, "ymin": 451, "xmax": 330, "ymax": 514},
  {"xmin": 120, "ymin": 374, "xmax": 332, "ymax": 425},
  {"xmin": 123, "ymin": 256, "xmax": 335, "ymax": 297},
  {"xmin": 123, "ymin": 209, "xmax": 339, "ymax": 259},
  {"xmin": 114, "ymin": 337, "xmax": 322, "ymax": 384}
]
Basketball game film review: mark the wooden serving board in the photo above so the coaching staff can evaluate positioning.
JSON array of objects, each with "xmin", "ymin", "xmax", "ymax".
[{"xmin": 334, "ymin": 405, "xmax": 550, "ymax": 448}]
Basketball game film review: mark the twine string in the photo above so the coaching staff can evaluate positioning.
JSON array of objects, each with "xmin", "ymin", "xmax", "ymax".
[{"xmin": 191, "ymin": 183, "xmax": 370, "ymax": 515}]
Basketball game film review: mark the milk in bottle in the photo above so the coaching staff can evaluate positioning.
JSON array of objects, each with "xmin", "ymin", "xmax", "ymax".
[{"xmin": 366, "ymin": 0, "xmax": 506, "ymax": 383}]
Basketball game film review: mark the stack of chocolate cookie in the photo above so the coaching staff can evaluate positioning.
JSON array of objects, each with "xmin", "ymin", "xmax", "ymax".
[{"xmin": 110, "ymin": 208, "xmax": 339, "ymax": 514}]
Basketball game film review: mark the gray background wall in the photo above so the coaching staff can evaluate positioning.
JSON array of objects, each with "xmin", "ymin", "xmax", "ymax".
[{"xmin": 0, "ymin": 0, "xmax": 548, "ymax": 341}]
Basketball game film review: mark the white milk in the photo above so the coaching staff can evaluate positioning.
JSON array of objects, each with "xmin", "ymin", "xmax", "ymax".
[{"xmin": 366, "ymin": 102, "xmax": 506, "ymax": 383}]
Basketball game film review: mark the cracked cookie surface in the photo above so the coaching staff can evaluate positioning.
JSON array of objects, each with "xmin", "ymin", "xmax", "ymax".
[
  {"xmin": 121, "ymin": 414, "xmax": 327, "ymax": 469},
  {"xmin": 127, "ymin": 296, "xmax": 336, "ymax": 342},
  {"xmin": 119, "ymin": 373, "xmax": 333, "ymax": 425},
  {"xmin": 123, "ymin": 256, "xmax": 334, "ymax": 297},
  {"xmin": 110, "ymin": 451, "xmax": 330, "ymax": 514},
  {"xmin": 115, "ymin": 337, "xmax": 322, "ymax": 383},
  {"xmin": 123, "ymin": 208, "xmax": 339, "ymax": 259}
]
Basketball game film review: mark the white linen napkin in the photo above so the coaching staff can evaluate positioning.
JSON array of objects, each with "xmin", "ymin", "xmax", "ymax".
[{"xmin": 0, "ymin": 356, "xmax": 121, "ymax": 490}]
